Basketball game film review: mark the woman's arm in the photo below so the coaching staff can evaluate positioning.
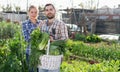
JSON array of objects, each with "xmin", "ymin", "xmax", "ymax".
[{"xmin": 22, "ymin": 22, "xmax": 30, "ymax": 42}]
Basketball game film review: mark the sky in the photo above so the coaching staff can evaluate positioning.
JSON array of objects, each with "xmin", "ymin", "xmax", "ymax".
[{"xmin": 0, "ymin": 0, "xmax": 120, "ymax": 11}]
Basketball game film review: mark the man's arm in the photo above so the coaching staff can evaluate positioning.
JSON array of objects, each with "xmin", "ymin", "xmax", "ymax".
[{"xmin": 59, "ymin": 21, "xmax": 69, "ymax": 40}]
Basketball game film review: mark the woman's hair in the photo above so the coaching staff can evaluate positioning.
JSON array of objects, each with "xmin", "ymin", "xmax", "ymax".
[{"xmin": 28, "ymin": 5, "xmax": 37, "ymax": 12}]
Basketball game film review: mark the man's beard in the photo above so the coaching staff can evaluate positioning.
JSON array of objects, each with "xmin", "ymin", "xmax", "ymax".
[{"xmin": 47, "ymin": 15, "xmax": 55, "ymax": 19}]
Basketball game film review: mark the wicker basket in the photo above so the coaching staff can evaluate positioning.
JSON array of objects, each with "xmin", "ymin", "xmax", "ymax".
[
  {"xmin": 40, "ymin": 55, "xmax": 63, "ymax": 70},
  {"xmin": 39, "ymin": 40, "xmax": 63, "ymax": 70}
]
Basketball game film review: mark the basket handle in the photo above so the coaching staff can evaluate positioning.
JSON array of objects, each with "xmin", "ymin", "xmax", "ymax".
[{"xmin": 46, "ymin": 39, "xmax": 50, "ymax": 55}]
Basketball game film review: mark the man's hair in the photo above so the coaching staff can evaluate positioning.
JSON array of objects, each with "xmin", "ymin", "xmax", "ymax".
[{"xmin": 44, "ymin": 3, "xmax": 55, "ymax": 10}]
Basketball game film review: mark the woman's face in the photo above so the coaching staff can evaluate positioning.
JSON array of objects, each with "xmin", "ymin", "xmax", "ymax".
[{"xmin": 28, "ymin": 8, "xmax": 38, "ymax": 20}]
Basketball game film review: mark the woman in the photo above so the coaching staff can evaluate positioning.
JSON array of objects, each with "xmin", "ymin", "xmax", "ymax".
[
  {"xmin": 22, "ymin": 5, "xmax": 40, "ymax": 43},
  {"xmin": 22, "ymin": 5, "xmax": 40, "ymax": 72}
]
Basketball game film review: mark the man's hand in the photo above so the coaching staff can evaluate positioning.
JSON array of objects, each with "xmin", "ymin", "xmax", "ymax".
[{"xmin": 50, "ymin": 36, "xmax": 54, "ymax": 42}]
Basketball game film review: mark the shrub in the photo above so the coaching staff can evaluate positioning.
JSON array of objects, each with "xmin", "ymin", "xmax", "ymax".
[
  {"xmin": 86, "ymin": 34, "xmax": 102, "ymax": 43},
  {"xmin": 0, "ymin": 21, "xmax": 19, "ymax": 39},
  {"xmin": 74, "ymin": 33, "xmax": 86, "ymax": 41}
]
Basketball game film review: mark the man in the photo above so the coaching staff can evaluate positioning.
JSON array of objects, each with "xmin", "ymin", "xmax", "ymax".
[
  {"xmin": 39, "ymin": 3, "xmax": 68, "ymax": 72},
  {"xmin": 41, "ymin": 3, "xmax": 68, "ymax": 42}
]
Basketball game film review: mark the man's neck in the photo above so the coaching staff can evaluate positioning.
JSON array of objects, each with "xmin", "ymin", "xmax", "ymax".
[{"xmin": 47, "ymin": 18, "xmax": 55, "ymax": 25}]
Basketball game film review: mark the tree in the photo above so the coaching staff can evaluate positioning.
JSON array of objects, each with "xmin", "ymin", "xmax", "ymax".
[
  {"xmin": 6, "ymin": 4, "xmax": 12, "ymax": 11},
  {"xmin": 1, "ymin": 4, "xmax": 12, "ymax": 12},
  {"xmin": 15, "ymin": 6, "xmax": 21, "ymax": 12},
  {"xmin": 38, "ymin": 5, "xmax": 44, "ymax": 12},
  {"xmin": 1, "ymin": 6, "xmax": 6, "ymax": 12},
  {"xmin": 77, "ymin": 0, "xmax": 98, "ymax": 35},
  {"xmin": 78, "ymin": 2, "xmax": 89, "ymax": 35}
]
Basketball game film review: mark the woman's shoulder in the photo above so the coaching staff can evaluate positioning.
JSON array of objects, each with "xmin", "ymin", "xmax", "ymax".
[{"xmin": 22, "ymin": 20, "xmax": 29, "ymax": 25}]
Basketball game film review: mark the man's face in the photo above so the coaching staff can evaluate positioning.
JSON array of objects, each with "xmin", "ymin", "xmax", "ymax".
[{"xmin": 44, "ymin": 5, "xmax": 56, "ymax": 19}]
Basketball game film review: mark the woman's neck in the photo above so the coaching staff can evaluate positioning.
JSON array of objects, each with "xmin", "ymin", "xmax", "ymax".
[{"xmin": 30, "ymin": 18, "xmax": 37, "ymax": 24}]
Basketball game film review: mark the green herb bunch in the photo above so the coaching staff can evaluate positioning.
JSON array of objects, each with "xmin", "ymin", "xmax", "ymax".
[
  {"xmin": 50, "ymin": 40, "xmax": 66, "ymax": 55},
  {"xmin": 30, "ymin": 27, "xmax": 49, "ymax": 71}
]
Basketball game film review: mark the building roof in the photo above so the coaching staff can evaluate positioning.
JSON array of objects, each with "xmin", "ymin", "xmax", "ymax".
[{"xmin": 4, "ymin": 11, "xmax": 27, "ymax": 14}]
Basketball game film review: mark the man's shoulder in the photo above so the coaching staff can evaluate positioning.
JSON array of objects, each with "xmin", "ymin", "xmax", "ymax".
[
  {"xmin": 40, "ymin": 20, "xmax": 47, "ymax": 25},
  {"xmin": 56, "ymin": 19, "xmax": 63, "ymax": 22},
  {"xmin": 37, "ymin": 19, "xmax": 41, "ymax": 23},
  {"xmin": 56, "ymin": 19, "xmax": 65, "ymax": 25}
]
